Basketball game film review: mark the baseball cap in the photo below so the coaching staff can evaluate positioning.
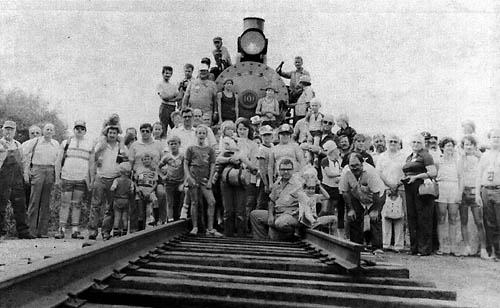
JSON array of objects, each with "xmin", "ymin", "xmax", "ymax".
[
  {"xmin": 2, "ymin": 120, "xmax": 16, "ymax": 129},
  {"xmin": 213, "ymin": 36, "xmax": 222, "ymax": 42},
  {"xmin": 278, "ymin": 124, "xmax": 293, "ymax": 135},
  {"xmin": 259, "ymin": 125, "xmax": 273, "ymax": 135},
  {"xmin": 299, "ymin": 75, "xmax": 311, "ymax": 84},
  {"xmin": 323, "ymin": 140, "xmax": 338, "ymax": 153},
  {"xmin": 74, "ymin": 120, "xmax": 86, "ymax": 129},
  {"xmin": 250, "ymin": 115, "xmax": 262, "ymax": 125},
  {"xmin": 198, "ymin": 64, "xmax": 210, "ymax": 71}
]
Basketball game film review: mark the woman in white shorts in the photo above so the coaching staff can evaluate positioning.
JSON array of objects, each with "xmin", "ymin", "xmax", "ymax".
[{"xmin": 436, "ymin": 137, "xmax": 462, "ymax": 255}]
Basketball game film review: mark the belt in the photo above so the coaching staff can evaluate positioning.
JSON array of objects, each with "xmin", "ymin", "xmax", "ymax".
[
  {"xmin": 483, "ymin": 185, "xmax": 500, "ymax": 190},
  {"xmin": 162, "ymin": 101, "xmax": 177, "ymax": 106},
  {"xmin": 32, "ymin": 164, "xmax": 55, "ymax": 168}
]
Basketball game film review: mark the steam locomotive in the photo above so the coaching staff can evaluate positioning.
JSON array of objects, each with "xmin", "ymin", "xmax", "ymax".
[{"xmin": 213, "ymin": 17, "xmax": 290, "ymax": 122}]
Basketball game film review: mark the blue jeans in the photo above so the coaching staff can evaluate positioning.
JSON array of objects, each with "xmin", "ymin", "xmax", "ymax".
[{"xmin": 88, "ymin": 177, "xmax": 115, "ymax": 237}]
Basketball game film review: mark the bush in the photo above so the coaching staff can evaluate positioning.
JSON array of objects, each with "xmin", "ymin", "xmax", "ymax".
[{"xmin": 1, "ymin": 86, "xmax": 69, "ymax": 236}]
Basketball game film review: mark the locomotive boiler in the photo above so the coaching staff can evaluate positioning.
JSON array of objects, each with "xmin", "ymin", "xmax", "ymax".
[{"xmin": 214, "ymin": 17, "xmax": 289, "ymax": 121}]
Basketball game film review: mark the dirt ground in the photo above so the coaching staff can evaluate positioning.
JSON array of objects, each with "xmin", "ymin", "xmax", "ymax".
[{"xmin": 1, "ymin": 233, "xmax": 499, "ymax": 308}]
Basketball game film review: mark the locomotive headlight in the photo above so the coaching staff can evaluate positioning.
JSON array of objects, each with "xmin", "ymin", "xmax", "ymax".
[{"xmin": 240, "ymin": 30, "xmax": 266, "ymax": 55}]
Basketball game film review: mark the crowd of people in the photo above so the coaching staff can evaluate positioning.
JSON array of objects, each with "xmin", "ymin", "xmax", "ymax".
[{"xmin": 0, "ymin": 39, "xmax": 499, "ymax": 262}]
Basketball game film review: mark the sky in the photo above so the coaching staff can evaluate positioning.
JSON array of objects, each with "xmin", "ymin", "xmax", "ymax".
[{"xmin": 1, "ymin": 0, "xmax": 499, "ymax": 143}]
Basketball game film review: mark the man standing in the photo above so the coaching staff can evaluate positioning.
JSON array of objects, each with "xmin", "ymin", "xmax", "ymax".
[
  {"xmin": 129, "ymin": 123, "xmax": 166, "ymax": 229},
  {"xmin": 276, "ymin": 56, "xmax": 310, "ymax": 93},
  {"xmin": 88, "ymin": 125, "xmax": 126, "ymax": 240},
  {"xmin": 157, "ymin": 66, "xmax": 180, "ymax": 134},
  {"xmin": 371, "ymin": 134, "xmax": 387, "ymax": 166},
  {"xmin": 340, "ymin": 153, "xmax": 385, "ymax": 252},
  {"xmin": 54, "ymin": 120, "xmax": 94, "ymax": 239},
  {"xmin": 25, "ymin": 123, "xmax": 59, "ymax": 238},
  {"xmin": 250, "ymin": 159, "xmax": 308, "ymax": 240},
  {"xmin": 182, "ymin": 64, "xmax": 218, "ymax": 125},
  {"xmin": 22, "ymin": 125, "xmax": 41, "ymax": 206},
  {"xmin": 476, "ymin": 128, "xmax": 500, "ymax": 260},
  {"xmin": 0, "ymin": 120, "xmax": 34, "ymax": 240}
]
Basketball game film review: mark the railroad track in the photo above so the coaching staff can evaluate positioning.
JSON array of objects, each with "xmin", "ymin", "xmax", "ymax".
[{"xmin": 0, "ymin": 221, "xmax": 471, "ymax": 308}]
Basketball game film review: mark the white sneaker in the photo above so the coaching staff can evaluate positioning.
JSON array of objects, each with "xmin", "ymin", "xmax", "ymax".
[
  {"xmin": 180, "ymin": 205, "xmax": 189, "ymax": 220},
  {"xmin": 480, "ymin": 249, "xmax": 491, "ymax": 260},
  {"xmin": 206, "ymin": 229, "xmax": 223, "ymax": 237}
]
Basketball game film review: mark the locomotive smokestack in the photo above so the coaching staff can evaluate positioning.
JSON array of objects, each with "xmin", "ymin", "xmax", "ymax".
[{"xmin": 243, "ymin": 17, "xmax": 265, "ymax": 32}]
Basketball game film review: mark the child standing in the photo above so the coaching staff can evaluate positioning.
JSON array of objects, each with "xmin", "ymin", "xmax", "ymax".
[
  {"xmin": 320, "ymin": 141, "xmax": 343, "ymax": 234},
  {"xmin": 110, "ymin": 162, "xmax": 135, "ymax": 236},
  {"xmin": 159, "ymin": 136, "xmax": 185, "ymax": 221},
  {"xmin": 184, "ymin": 125, "xmax": 221, "ymax": 236},
  {"xmin": 134, "ymin": 152, "xmax": 158, "ymax": 230}
]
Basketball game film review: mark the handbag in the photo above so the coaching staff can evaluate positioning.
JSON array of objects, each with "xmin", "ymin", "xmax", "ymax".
[
  {"xmin": 382, "ymin": 195, "xmax": 404, "ymax": 219},
  {"xmin": 222, "ymin": 164, "xmax": 250, "ymax": 187},
  {"xmin": 418, "ymin": 178, "xmax": 439, "ymax": 198}
]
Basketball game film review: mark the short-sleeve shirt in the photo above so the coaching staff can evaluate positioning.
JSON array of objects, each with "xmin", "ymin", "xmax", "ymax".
[
  {"xmin": 185, "ymin": 145, "xmax": 215, "ymax": 182},
  {"xmin": 321, "ymin": 157, "xmax": 341, "ymax": 188},
  {"xmin": 160, "ymin": 152, "xmax": 185, "ymax": 183},
  {"xmin": 339, "ymin": 163, "xmax": 385, "ymax": 209},
  {"xmin": 111, "ymin": 177, "xmax": 134, "ymax": 199},
  {"xmin": 270, "ymin": 178, "xmax": 308, "ymax": 215},
  {"xmin": 376, "ymin": 151, "xmax": 406, "ymax": 188},
  {"xmin": 295, "ymin": 86, "xmax": 314, "ymax": 116},
  {"xmin": 185, "ymin": 79, "xmax": 217, "ymax": 116},
  {"xmin": 402, "ymin": 150, "xmax": 434, "ymax": 176},
  {"xmin": 129, "ymin": 139, "xmax": 165, "ymax": 172},
  {"xmin": 61, "ymin": 137, "xmax": 94, "ymax": 181},
  {"xmin": 157, "ymin": 80, "xmax": 179, "ymax": 106}
]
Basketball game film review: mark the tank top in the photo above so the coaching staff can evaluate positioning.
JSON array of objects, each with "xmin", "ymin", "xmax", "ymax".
[{"xmin": 220, "ymin": 92, "xmax": 237, "ymax": 121}]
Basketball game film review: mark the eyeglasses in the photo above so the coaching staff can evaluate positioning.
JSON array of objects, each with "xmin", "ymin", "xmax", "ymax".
[
  {"xmin": 75, "ymin": 127, "xmax": 86, "ymax": 131},
  {"xmin": 322, "ymin": 121, "xmax": 333, "ymax": 125},
  {"xmin": 140, "ymin": 129, "xmax": 151, "ymax": 133},
  {"xmin": 279, "ymin": 168, "xmax": 293, "ymax": 172},
  {"xmin": 389, "ymin": 140, "xmax": 399, "ymax": 144},
  {"xmin": 183, "ymin": 115, "xmax": 192, "ymax": 119}
]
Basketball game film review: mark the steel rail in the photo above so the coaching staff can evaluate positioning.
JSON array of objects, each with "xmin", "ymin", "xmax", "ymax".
[
  {"xmin": 304, "ymin": 229, "xmax": 364, "ymax": 272},
  {"xmin": 0, "ymin": 220, "xmax": 189, "ymax": 308}
]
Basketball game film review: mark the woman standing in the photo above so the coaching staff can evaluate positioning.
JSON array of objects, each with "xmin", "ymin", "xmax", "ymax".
[
  {"xmin": 217, "ymin": 79, "xmax": 238, "ymax": 124},
  {"xmin": 376, "ymin": 133, "xmax": 407, "ymax": 252},
  {"xmin": 435, "ymin": 137, "xmax": 461, "ymax": 255},
  {"xmin": 402, "ymin": 134, "xmax": 437, "ymax": 256},
  {"xmin": 218, "ymin": 118, "xmax": 258, "ymax": 236}
]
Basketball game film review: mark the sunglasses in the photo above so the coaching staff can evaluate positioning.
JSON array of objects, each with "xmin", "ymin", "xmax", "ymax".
[
  {"xmin": 322, "ymin": 121, "xmax": 334, "ymax": 125},
  {"xmin": 140, "ymin": 129, "xmax": 151, "ymax": 133},
  {"xmin": 279, "ymin": 168, "xmax": 293, "ymax": 172},
  {"xmin": 183, "ymin": 115, "xmax": 193, "ymax": 119},
  {"xmin": 75, "ymin": 127, "xmax": 86, "ymax": 131}
]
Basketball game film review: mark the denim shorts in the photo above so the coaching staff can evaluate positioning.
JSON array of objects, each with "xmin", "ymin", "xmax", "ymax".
[
  {"xmin": 461, "ymin": 187, "xmax": 479, "ymax": 208},
  {"xmin": 61, "ymin": 179, "xmax": 87, "ymax": 192}
]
